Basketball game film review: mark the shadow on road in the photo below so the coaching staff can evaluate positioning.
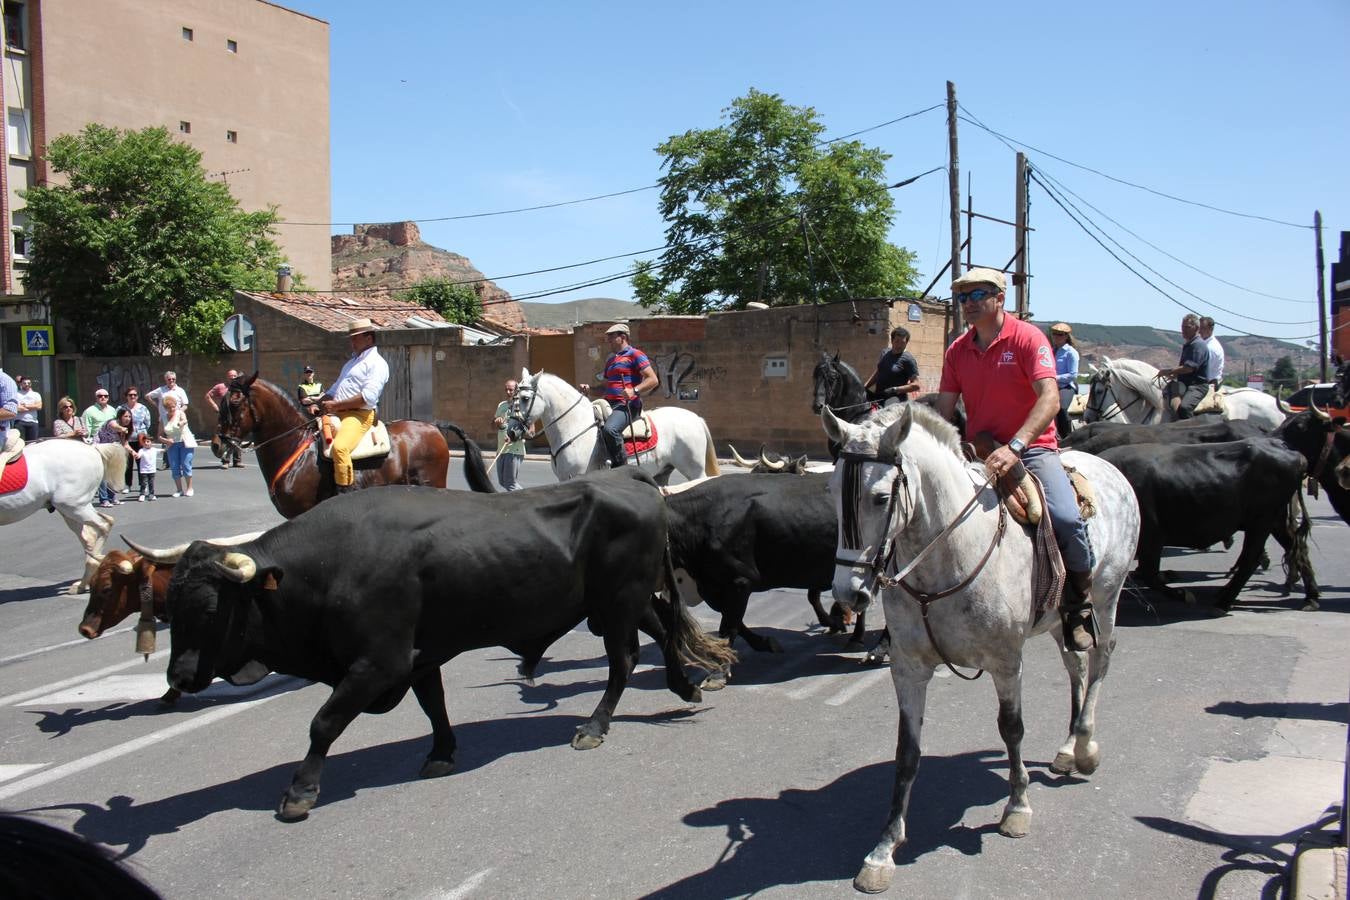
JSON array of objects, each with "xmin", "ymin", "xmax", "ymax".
[
  {"xmin": 0, "ymin": 582, "xmax": 69, "ymax": 606},
  {"xmin": 1205, "ymin": 699, "xmax": 1350, "ymax": 723},
  {"xmin": 640, "ymin": 749, "xmax": 1053, "ymax": 898}
]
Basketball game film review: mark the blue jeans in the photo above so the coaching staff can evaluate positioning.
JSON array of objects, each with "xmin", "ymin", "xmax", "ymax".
[
  {"xmin": 601, "ymin": 401, "xmax": 640, "ymax": 467},
  {"xmin": 96, "ymin": 481, "xmax": 116, "ymax": 505},
  {"xmin": 167, "ymin": 442, "xmax": 195, "ymax": 479},
  {"xmin": 1023, "ymin": 448, "xmax": 1093, "ymax": 573}
]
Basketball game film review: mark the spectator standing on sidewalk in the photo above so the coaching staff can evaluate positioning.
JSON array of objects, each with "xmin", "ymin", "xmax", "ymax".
[
  {"xmin": 130, "ymin": 433, "xmax": 160, "ymax": 501},
  {"xmin": 144, "ymin": 370, "xmax": 188, "ymax": 431},
  {"xmin": 158, "ymin": 394, "xmax": 196, "ymax": 498},
  {"xmin": 14, "ymin": 375, "xmax": 41, "ymax": 441},
  {"xmin": 52, "ymin": 397, "xmax": 87, "ymax": 440},
  {"xmin": 121, "ymin": 386, "xmax": 151, "ymax": 491},
  {"xmin": 93, "ymin": 406, "xmax": 132, "ymax": 508}
]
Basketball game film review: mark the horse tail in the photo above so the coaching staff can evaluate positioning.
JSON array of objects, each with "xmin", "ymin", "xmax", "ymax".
[
  {"xmin": 662, "ymin": 541, "xmax": 736, "ymax": 672},
  {"xmin": 95, "ymin": 443, "xmax": 128, "ymax": 492},
  {"xmin": 702, "ymin": 424, "xmax": 720, "ymax": 476},
  {"xmin": 436, "ymin": 421, "xmax": 497, "ymax": 493}
]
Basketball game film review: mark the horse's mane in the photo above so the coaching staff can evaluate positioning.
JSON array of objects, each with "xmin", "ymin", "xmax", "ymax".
[
  {"xmin": 858, "ymin": 400, "xmax": 963, "ymax": 459},
  {"xmin": 1105, "ymin": 359, "xmax": 1161, "ymax": 404},
  {"xmin": 234, "ymin": 377, "xmax": 308, "ymax": 417}
]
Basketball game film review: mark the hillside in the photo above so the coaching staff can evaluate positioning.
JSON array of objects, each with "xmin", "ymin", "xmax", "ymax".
[
  {"xmin": 1052, "ymin": 321, "xmax": 1307, "ymax": 381},
  {"xmin": 519, "ymin": 298, "xmax": 653, "ymax": 329},
  {"xmin": 330, "ymin": 222, "xmax": 525, "ymax": 331}
]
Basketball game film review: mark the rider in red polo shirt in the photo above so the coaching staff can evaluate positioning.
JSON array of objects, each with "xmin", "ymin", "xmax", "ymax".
[{"xmin": 936, "ymin": 268, "xmax": 1096, "ymax": 651}]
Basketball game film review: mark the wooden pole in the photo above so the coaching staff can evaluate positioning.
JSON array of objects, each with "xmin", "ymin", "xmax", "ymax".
[
  {"xmin": 1014, "ymin": 153, "xmax": 1029, "ymax": 318},
  {"xmin": 1315, "ymin": 210, "xmax": 1328, "ymax": 382},
  {"xmin": 965, "ymin": 173, "xmax": 973, "ymax": 271},
  {"xmin": 947, "ymin": 81, "xmax": 963, "ymax": 342}
]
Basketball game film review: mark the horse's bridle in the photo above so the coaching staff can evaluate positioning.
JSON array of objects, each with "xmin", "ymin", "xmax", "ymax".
[
  {"xmin": 220, "ymin": 382, "xmax": 316, "ymax": 454},
  {"xmin": 835, "ymin": 451, "xmax": 1004, "ymax": 680},
  {"xmin": 508, "ymin": 383, "xmax": 593, "ymax": 463},
  {"xmin": 1085, "ymin": 369, "xmax": 1150, "ymax": 424}
]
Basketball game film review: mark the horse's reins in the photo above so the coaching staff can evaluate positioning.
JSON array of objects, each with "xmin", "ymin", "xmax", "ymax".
[
  {"xmin": 511, "ymin": 386, "xmax": 599, "ymax": 465},
  {"xmin": 222, "ymin": 385, "xmax": 320, "ymax": 496},
  {"xmin": 1087, "ymin": 371, "xmax": 1152, "ymax": 424},
  {"xmin": 836, "ymin": 452, "xmax": 1004, "ymax": 680}
]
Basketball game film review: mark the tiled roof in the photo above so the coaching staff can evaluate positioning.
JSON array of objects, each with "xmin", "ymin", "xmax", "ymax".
[{"xmin": 235, "ymin": 291, "xmax": 449, "ymax": 333}]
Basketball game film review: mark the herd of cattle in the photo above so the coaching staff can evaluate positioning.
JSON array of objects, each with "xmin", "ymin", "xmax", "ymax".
[{"xmin": 65, "ymin": 379, "xmax": 1350, "ymax": 822}]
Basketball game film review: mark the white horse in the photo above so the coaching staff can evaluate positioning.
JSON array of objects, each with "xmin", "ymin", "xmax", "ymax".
[
  {"xmin": 1084, "ymin": 356, "xmax": 1285, "ymax": 429},
  {"xmin": 822, "ymin": 403, "xmax": 1139, "ymax": 893},
  {"xmin": 507, "ymin": 370, "xmax": 720, "ymax": 484},
  {"xmin": 0, "ymin": 440, "xmax": 127, "ymax": 593}
]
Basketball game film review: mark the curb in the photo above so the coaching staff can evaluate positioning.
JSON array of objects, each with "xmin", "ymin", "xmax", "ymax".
[{"xmin": 1293, "ymin": 846, "xmax": 1347, "ymax": 900}]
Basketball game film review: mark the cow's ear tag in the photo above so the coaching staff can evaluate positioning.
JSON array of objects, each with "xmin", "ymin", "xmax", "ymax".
[{"xmin": 262, "ymin": 573, "xmax": 280, "ymax": 591}]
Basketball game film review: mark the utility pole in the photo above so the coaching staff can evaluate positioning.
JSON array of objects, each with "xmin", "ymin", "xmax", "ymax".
[
  {"xmin": 1315, "ymin": 210, "xmax": 1328, "ymax": 382},
  {"xmin": 1014, "ymin": 153, "xmax": 1029, "ymax": 318},
  {"xmin": 947, "ymin": 81, "xmax": 963, "ymax": 342}
]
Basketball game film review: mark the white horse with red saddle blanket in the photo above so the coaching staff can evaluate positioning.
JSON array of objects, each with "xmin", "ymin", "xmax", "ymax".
[
  {"xmin": 506, "ymin": 370, "xmax": 720, "ymax": 484},
  {"xmin": 0, "ymin": 438, "xmax": 127, "ymax": 593},
  {"xmin": 822, "ymin": 402, "xmax": 1139, "ymax": 893}
]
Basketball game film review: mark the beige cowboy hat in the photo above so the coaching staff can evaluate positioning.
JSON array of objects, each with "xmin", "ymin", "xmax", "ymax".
[
  {"xmin": 951, "ymin": 267, "xmax": 1007, "ymax": 293},
  {"xmin": 1050, "ymin": 322, "xmax": 1072, "ymax": 335},
  {"xmin": 346, "ymin": 317, "xmax": 377, "ymax": 336},
  {"xmin": 605, "ymin": 322, "xmax": 630, "ymax": 335}
]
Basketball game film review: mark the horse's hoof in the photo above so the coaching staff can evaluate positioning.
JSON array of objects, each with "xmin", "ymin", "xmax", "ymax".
[
  {"xmin": 700, "ymin": 674, "xmax": 727, "ymax": 691},
  {"xmin": 1075, "ymin": 742, "xmax": 1101, "ymax": 775},
  {"xmin": 277, "ymin": 793, "xmax": 315, "ymax": 822},
  {"xmin": 66, "ymin": 581, "xmax": 83, "ymax": 596},
  {"xmin": 1049, "ymin": 751, "xmax": 1076, "ymax": 775},
  {"xmin": 419, "ymin": 759, "xmax": 454, "ymax": 779},
  {"xmin": 862, "ymin": 651, "xmax": 889, "ymax": 666},
  {"xmin": 999, "ymin": 809, "xmax": 1032, "ymax": 838},
  {"xmin": 158, "ymin": 688, "xmax": 181, "ymax": 707},
  {"xmin": 853, "ymin": 862, "xmax": 895, "ymax": 894},
  {"xmin": 685, "ymin": 687, "xmax": 703, "ymax": 704},
  {"xmin": 571, "ymin": 731, "xmax": 604, "ymax": 751},
  {"xmin": 1182, "ymin": 590, "xmax": 1198, "ymax": 607}
]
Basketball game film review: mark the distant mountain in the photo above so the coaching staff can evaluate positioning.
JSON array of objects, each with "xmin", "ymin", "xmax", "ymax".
[
  {"xmin": 1051, "ymin": 321, "xmax": 1308, "ymax": 381},
  {"xmin": 519, "ymin": 298, "xmax": 653, "ymax": 329}
]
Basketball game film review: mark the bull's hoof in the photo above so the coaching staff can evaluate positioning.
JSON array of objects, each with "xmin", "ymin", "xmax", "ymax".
[
  {"xmin": 765, "ymin": 637, "xmax": 785, "ymax": 654},
  {"xmin": 277, "ymin": 793, "xmax": 316, "ymax": 822},
  {"xmin": 1181, "ymin": 589, "xmax": 1198, "ymax": 607},
  {"xmin": 854, "ymin": 861, "xmax": 895, "ymax": 894},
  {"xmin": 700, "ymin": 673, "xmax": 727, "ymax": 691},
  {"xmin": 1075, "ymin": 741, "xmax": 1101, "ymax": 775},
  {"xmin": 1301, "ymin": 600, "xmax": 1321, "ymax": 612},
  {"xmin": 1208, "ymin": 601, "xmax": 1232, "ymax": 617},
  {"xmin": 998, "ymin": 808, "xmax": 1032, "ymax": 838},
  {"xmin": 571, "ymin": 730, "xmax": 604, "ymax": 751},
  {"xmin": 419, "ymin": 758, "xmax": 455, "ymax": 779},
  {"xmin": 685, "ymin": 686, "xmax": 703, "ymax": 704},
  {"xmin": 862, "ymin": 650, "xmax": 889, "ymax": 666},
  {"xmin": 844, "ymin": 638, "xmax": 867, "ymax": 653},
  {"xmin": 158, "ymin": 688, "xmax": 181, "ymax": 706},
  {"xmin": 1049, "ymin": 751, "xmax": 1076, "ymax": 775}
]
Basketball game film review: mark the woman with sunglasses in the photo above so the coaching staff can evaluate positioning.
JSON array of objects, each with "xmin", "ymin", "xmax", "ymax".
[
  {"xmin": 122, "ymin": 386, "xmax": 151, "ymax": 492},
  {"xmin": 52, "ymin": 396, "xmax": 87, "ymax": 441},
  {"xmin": 935, "ymin": 268, "xmax": 1097, "ymax": 652},
  {"xmin": 1050, "ymin": 323, "xmax": 1078, "ymax": 438}
]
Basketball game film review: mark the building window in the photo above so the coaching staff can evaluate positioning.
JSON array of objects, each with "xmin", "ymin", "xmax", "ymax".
[
  {"xmin": 7, "ymin": 108, "xmax": 31, "ymax": 158},
  {"xmin": 12, "ymin": 228, "xmax": 28, "ymax": 259},
  {"xmin": 181, "ymin": 26, "xmax": 193, "ymax": 41},
  {"xmin": 4, "ymin": 3, "xmax": 24, "ymax": 52},
  {"xmin": 179, "ymin": 121, "xmax": 191, "ymax": 134},
  {"xmin": 226, "ymin": 130, "xmax": 237, "ymax": 143},
  {"xmin": 226, "ymin": 38, "xmax": 238, "ymax": 53}
]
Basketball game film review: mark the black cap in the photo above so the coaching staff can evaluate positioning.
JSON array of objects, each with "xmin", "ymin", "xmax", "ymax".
[{"xmin": 303, "ymin": 365, "xmax": 314, "ymax": 373}]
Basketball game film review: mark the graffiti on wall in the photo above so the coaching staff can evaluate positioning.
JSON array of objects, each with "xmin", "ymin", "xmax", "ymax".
[{"xmin": 94, "ymin": 361, "xmax": 153, "ymax": 403}]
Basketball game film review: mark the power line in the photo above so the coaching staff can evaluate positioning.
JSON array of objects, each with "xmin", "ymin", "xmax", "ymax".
[
  {"xmin": 957, "ymin": 104, "xmax": 1312, "ymax": 230},
  {"xmin": 819, "ymin": 103, "xmax": 943, "ymax": 145}
]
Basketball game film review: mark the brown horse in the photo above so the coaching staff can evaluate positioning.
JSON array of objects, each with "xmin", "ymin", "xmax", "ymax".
[{"xmin": 218, "ymin": 374, "xmax": 493, "ymax": 518}]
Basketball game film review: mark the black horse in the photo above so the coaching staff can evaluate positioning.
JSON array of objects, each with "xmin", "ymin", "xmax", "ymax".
[{"xmin": 812, "ymin": 351, "xmax": 965, "ymax": 460}]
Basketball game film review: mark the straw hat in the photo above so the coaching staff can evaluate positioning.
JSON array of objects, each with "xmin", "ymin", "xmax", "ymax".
[
  {"xmin": 1050, "ymin": 322, "xmax": 1072, "ymax": 335},
  {"xmin": 346, "ymin": 318, "xmax": 377, "ymax": 336}
]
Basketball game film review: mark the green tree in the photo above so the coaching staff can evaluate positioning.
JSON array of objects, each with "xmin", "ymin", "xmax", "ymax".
[
  {"xmin": 1268, "ymin": 355, "xmax": 1298, "ymax": 392},
  {"xmin": 632, "ymin": 89, "xmax": 919, "ymax": 314},
  {"xmin": 21, "ymin": 124, "xmax": 292, "ymax": 355},
  {"xmin": 401, "ymin": 277, "xmax": 483, "ymax": 325}
]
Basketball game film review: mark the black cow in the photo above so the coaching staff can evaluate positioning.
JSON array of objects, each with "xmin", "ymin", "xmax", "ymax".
[
  {"xmin": 1275, "ymin": 410, "xmax": 1350, "ymax": 525},
  {"xmin": 164, "ymin": 469, "xmax": 735, "ymax": 820},
  {"xmin": 1099, "ymin": 437, "xmax": 1318, "ymax": 611},
  {"xmin": 1061, "ymin": 418, "xmax": 1266, "ymax": 455}
]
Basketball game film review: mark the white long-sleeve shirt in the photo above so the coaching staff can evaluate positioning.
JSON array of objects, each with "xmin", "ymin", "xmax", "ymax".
[{"xmin": 328, "ymin": 345, "xmax": 389, "ymax": 410}]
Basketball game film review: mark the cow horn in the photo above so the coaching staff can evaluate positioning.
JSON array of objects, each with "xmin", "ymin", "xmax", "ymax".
[
  {"xmin": 1276, "ymin": 391, "xmax": 1295, "ymax": 415},
  {"xmin": 1309, "ymin": 396, "xmax": 1333, "ymax": 423},
  {"xmin": 116, "ymin": 559, "xmax": 135, "ymax": 575},
  {"xmin": 727, "ymin": 444, "xmax": 755, "ymax": 468},
  {"xmin": 204, "ymin": 531, "xmax": 265, "ymax": 546},
  {"xmin": 123, "ymin": 537, "xmax": 193, "ymax": 564},
  {"xmin": 218, "ymin": 552, "xmax": 257, "ymax": 583},
  {"xmin": 758, "ymin": 448, "xmax": 786, "ymax": 471}
]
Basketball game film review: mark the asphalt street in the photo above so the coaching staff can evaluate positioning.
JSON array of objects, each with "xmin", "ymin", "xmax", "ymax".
[{"xmin": 0, "ymin": 454, "xmax": 1346, "ymax": 899}]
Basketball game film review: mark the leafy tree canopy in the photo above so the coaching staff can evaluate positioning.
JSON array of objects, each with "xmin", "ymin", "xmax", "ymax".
[
  {"xmin": 633, "ymin": 89, "xmax": 919, "ymax": 314},
  {"xmin": 1268, "ymin": 355, "xmax": 1298, "ymax": 392},
  {"xmin": 400, "ymin": 277, "xmax": 483, "ymax": 325},
  {"xmin": 21, "ymin": 124, "xmax": 292, "ymax": 355}
]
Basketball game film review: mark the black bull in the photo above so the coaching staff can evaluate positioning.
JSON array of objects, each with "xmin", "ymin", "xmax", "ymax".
[
  {"xmin": 1061, "ymin": 418, "xmax": 1267, "ymax": 455},
  {"xmin": 1098, "ymin": 437, "xmax": 1317, "ymax": 610},
  {"xmin": 165, "ymin": 469, "xmax": 735, "ymax": 821}
]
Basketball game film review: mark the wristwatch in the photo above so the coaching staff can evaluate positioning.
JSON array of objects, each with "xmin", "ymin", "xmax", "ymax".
[{"xmin": 1008, "ymin": 437, "xmax": 1027, "ymax": 456}]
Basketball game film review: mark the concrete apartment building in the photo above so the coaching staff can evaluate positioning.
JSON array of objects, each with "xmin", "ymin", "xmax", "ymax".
[{"xmin": 0, "ymin": 0, "xmax": 330, "ymax": 404}]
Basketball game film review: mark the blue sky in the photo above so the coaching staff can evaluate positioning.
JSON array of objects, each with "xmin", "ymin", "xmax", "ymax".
[{"xmin": 284, "ymin": 0, "xmax": 1348, "ymax": 345}]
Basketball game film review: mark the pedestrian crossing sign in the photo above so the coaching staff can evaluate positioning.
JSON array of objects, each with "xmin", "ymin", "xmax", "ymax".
[{"xmin": 21, "ymin": 326, "xmax": 53, "ymax": 356}]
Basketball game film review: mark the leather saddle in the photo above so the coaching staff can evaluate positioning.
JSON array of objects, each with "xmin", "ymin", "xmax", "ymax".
[
  {"xmin": 320, "ymin": 416, "xmax": 391, "ymax": 461},
  {"xmin": 1192, "ymin": 384, "xmax": 1225, "ymax": 416},
  {"xmin": 962, "ymin": 432, "xmax": 1096, "ymax": 526},
  {"xmin": 590, "ymin": 400, "xmax": 653, "ymax": 442},
  {"xmin": 0, "ymin": 429, "xmax": 25, "ymax": 484}
]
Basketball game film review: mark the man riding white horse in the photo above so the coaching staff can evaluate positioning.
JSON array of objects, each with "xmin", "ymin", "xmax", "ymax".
[
  {"xmin": 583, "ymin": 323, "xmax": 659, "ymax": 470},
  {"xmin": 1156, "ymin": 313, "xmax": 1212, "ymax": 420},
  {"xmin": 935, "ymin": 268, "xmax": 1096, "ymax": 651}
]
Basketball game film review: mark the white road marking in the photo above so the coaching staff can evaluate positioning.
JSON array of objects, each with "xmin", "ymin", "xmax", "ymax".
[
  {"xmin": 433, "ymin": 868, "xmax": 494, "ymax": 900},
  {"xmin": 825, "ymin": 667, "xmax": 892, "ymax": 706},
  {"xmin": 0, "ymin": 624, "xmax": 136, "ymax": 666},
  {"xmin": 18, "ymin": 672, "xmax": 285, "ymax": 706},
  {"xmin": 0, "ymin": 676, "xmax": 303, "ymax": 802},
  {"xmin": 786, "ymin": 675, "xmax": 836, "ymax": 700},
  {"xmin": 0, "ymin": 764, "xmax": 45, "ymax": 784},
  {"xmin": 0, "ymin": 650, "xmax": 170, "ymax": 708}
]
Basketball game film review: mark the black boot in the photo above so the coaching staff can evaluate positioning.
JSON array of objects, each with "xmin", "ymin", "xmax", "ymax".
[
  {"xmin": 1061, "ymin": 570, "xmax": 1096, "ymax": 652},
  {"xmin": 336, "ymin": 483, "xmax": 357, "ymax": 495}
]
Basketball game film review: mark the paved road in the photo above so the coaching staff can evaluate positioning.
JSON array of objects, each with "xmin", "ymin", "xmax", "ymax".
[{"xmin": 0, "ymin": 455, "xmax": 1346, "ymax": 898}]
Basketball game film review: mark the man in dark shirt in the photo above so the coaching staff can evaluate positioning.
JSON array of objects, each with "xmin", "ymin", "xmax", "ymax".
[
  {"xmin": 1156, "ymin": 313, "xmax": 1211, "ymax": 419},
  {"xmin": 864, "ymin": 326, "xmax": 921, "ymax": 402}
]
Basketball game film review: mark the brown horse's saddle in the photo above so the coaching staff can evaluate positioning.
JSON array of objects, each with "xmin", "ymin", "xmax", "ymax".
[
  {"xmin": 320, "ymin": 416, "xmax": 391, "ymax": 461},
  {"xmin": 1192, "ymin": 384, "xmax": 1225, "ymax": 416},
  {"xmin": 590, "ymin": 400, "xmax": 653, "ymax": 442},
  {"xmin": 0, "ymin": 429, "xmax": 24, "ymax": 484}
]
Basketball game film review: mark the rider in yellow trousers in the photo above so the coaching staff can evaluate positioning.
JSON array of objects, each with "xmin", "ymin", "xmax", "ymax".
[{"xmin": 309, "ymin": 318, "xmax": 389, "ymax": 492}]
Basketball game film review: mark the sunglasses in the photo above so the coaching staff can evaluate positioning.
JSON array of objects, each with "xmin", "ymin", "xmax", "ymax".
[
  {"xmin": 955, "ymin": 288, "xmax": 996, "ymax": 303},
  {"xmin": 126, "ymin": 392, "xmax": 138, "ymax": 396},
  {"xmin": 95, "ymin": 395, "xmax": 109, "ymax": 399}
]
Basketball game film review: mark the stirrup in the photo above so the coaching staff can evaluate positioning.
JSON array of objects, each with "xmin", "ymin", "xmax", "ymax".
[{"xmin": 1061, "ymin": 602, "xmax": 1098, "ymax": 651}]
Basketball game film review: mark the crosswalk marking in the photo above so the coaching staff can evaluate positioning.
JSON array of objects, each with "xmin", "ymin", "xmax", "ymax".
[
  {"xmin": 0, "ymin": 764, "xmax": 45, "ymax": 784},
  {"xmin": 0, "ymin": 624, "xmax": 136, "ymax": 666},
  {"xmin": 17, "ymin": 672, "xmax": 284, "ymax": 707},
  {"xmin": 0, "ymin": 650, "xmax": 170, "ymax": 708}
]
